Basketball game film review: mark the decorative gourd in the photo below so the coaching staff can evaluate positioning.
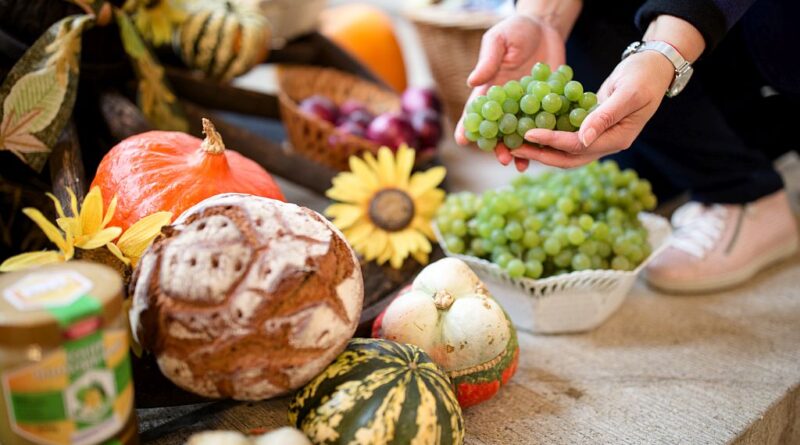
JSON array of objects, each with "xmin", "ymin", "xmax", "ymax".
[
  {"xmin": 91, "ymin": 118, "xmax": 284, "ymax": 232},
  {"xmin": 320, "ymin": 3, "xmax": 408, "ymax": 92},
  {"xmin": 175, "ymin": 0, "xmax": 270, "ymax": 81},
  {"xmin": 186, "ymin": 427, "xmax": 312, "ymax": 445},
  {"xmin": 130, "ymin": 193, "xmax": 363, "ymax": 400},
  {"xmin": 373, "ymin": 258, "xmax": 519, "ymax": 408},
  {"xmin": 289, "ymin": 338, "xmax": 464, "ymax": 445}
]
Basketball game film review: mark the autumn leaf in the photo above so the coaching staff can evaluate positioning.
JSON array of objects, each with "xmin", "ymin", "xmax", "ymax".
[{"xmin": 2, "ymin": 67, "xmax": 66, "ymax": 133}]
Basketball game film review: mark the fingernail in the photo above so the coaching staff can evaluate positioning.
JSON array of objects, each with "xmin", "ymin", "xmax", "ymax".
[
  {"xmin": 523, "ymin": 131, "xmax": 538, "ymax": 143},
  {"xmin": 582, "ymin": 128, "xmax": 597, "ymax": 147}
]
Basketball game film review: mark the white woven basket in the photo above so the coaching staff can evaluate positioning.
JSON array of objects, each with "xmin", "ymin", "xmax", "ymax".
[{"xmin": 434, "ymin": 213, "xmax": 672, "ymax": 334}]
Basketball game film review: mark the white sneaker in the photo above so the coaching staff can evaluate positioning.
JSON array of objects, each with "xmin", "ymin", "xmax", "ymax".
[{"xmin": 645, "ymin": 190, "xmax": 799, "ymax": 293}]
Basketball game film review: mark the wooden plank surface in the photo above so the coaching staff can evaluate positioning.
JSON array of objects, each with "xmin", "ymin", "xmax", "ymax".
[{"xmin": 136, "ymin": 252, "xmax": 800, "ymax": 444}]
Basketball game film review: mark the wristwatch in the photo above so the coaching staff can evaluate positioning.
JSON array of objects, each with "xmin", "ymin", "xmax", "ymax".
[{"xmin": 621, "ymin": 40, "xmax": 694, "ymax": 97}]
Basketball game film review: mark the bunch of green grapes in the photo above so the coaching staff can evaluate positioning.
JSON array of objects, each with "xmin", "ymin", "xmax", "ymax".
[
  {"xmin": 435, "ymin": 160, "xmax": 657, "ymax": 279},
  {"xmin": 462, "ymin": 62, "xmax": 598, "ymax": 152}
]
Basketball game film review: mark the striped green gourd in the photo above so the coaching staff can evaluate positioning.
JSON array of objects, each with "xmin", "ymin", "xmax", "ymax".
[
  {"xmin": 175, "ymin": 0, "xmax": 269, "ymax": 81},
  {"xmin": 289, "ymin": 338, "xmax": 465, "ymax": 445}
]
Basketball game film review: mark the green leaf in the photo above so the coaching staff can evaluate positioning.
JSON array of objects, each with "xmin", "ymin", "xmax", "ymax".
[
  {"xmin": 3, "ymin": 67, "xmax": 67, "ymax": 133},
  {"xmin": 117, "ymin": 10, "xmax": 147, "ymax": 58}
]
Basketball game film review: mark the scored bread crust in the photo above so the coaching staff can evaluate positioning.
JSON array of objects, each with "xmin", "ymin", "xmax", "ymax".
[{"xmin": 130, "ymin": 194, "xmax": 364, "ymax": 400}]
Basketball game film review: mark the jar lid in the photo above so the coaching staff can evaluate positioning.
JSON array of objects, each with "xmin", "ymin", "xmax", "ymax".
[{"xmin": 0, "ymin": 261, "xmax": 123, "ymax": 348}]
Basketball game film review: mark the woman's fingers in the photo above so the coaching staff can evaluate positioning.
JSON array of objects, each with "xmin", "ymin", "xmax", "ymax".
[
  {"xmin": 495, "ymin": 143, "xmax": 513, "ymax": 165},
  {"xmin": 578, "ymin": 87, "xmax": 644, "ymax": 147},
  {"xmin": 511, "ymin": 145, "xmax": 599, "ymax": 168},
  {"xmin": 468, "ymin": 31, "xmax": 506, "ymax": 87},
  {"xmin": 514, "ymin": 157, "xmax": 530, "ymax": 171},
  {"xmin": 523, "ymin": 129, "xmax": 585, "ymax": 154}
]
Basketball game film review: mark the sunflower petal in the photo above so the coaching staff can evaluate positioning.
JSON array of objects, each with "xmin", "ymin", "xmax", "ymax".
[
  {"xmin": 106, "ymin": 242, "xmax": 131, "ymax": 266},
  {"xmin": 415, "ymin": 189, "xmax": 446, "ymax": 216},
  {"xmin": 0, "ymin": 251, "xmax": 65, "ymax": 272},
  {"xmin": 343, "ymin": 221, "xmax": 374, "ymax": 247},
  {"xmin": 80, "ymin": 186, "xmax": 104, "ymax": 235},
  {"xmin": 412, "ymin": 215, "xmax": 436, "ymax": 239},
  {"xmin": 409, "ymin": 166, "xmax": 447, "ymax": 197},
  {"xmin": 395, "ymin": 145, "xmax": 415, "ymax": 188},
  {"xmin": 349, "ymin": 156, "xmax": 379, "ymax": 189},
  {"xmin": 326, "ymin": 174, "xmax": 373, "ymax": 203},
  {"xmin": 76, "ymin": 227, "xmax": 123, "ymax": 250},
  {"xmin": 376, "ymin": 147, "xmax": 396, "ymax": 186},
  {"xmin": 325, "ymin": 203, "xmax": 363, "ymax": 230},
  {"xmin": 389, "ymin": 232, "xmax": 410, "ymax": 265},
  {"xmin": 66, "ymin": 188, "xmax": 79, "ymax": 217},
  {"xmin": 365, "ymin": 230, "xmax": 388, "ymax": 261},
  {"xmin": 411, "ymin": 249, "xmax": 429, "ymax": 266},
  {"xmin": 23, "ymin": 208, "xmax": 70, "ymax": 253},
  {"xmin": 102, "ymin": 195, "xmax": 118, "ymax": 228},
  {"xmin": 377, "ymin": 242, "xmax": 393, "ymax": 265},
  {"xmin": 45, "ymin": 193, "xmax": 66, "ymax": 219},
  {"xmin": 117, "ymin": 211, "xmax": 172, "ymax": 261}
]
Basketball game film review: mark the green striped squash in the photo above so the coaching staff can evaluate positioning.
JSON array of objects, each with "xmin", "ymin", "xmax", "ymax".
[
  {"xmin": 289, "ymin": 339, "xmax": 465, "ymax": 445},
  {"xmin": 175, "ymin": 0, "xmax": 270, "ymax": 81}
]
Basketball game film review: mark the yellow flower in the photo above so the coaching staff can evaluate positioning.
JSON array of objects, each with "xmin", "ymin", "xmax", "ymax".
[
  {"xmin": 0, "ymin": 187, "xmax": 171, "ymax": 272},
  {"xmin": 326, "ymin": 145, "xmax": 446, "ymax": 269}
]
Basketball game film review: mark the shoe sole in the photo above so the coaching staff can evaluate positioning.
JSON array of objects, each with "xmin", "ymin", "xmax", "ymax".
[{"xmin": 645, "ymin": 237, "xmax": 800, "ymax": 294}]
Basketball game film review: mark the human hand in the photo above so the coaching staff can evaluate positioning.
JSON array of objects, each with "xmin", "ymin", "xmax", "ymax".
[
  {"xmin": 454, "ymin": 13, "xmax": 566, "ymax": 171},
  {"xmin": 509, "ymin": 50, "xmax": 674, "ymax": 168}
]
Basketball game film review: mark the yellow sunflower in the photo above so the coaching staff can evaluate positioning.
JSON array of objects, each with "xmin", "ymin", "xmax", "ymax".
[{"xmin": 326, "ymin": 145, "xmax": 446, "ymax": 269}]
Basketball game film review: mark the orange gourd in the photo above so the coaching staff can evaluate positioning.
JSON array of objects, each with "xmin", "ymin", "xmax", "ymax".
[
  {"xmin": 91, "ymin": 118, "xmax": 285, "ymax": 231},
  {"xmin": 320, "ymin": 3, "xmax": 408, "ymax": 92}
]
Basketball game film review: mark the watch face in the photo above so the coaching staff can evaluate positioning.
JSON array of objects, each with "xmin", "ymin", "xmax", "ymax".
[{"xmin": 669, "ymin": 67, "xmax": 693, "ymax": 97}]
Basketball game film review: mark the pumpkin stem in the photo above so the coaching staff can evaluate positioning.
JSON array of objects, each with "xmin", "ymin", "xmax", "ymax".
[
  {"xmin": 433, "ymin": 290, "xmax": 455, "ymax": 310},
  {"xmin": 201, "ymin": 118, "xmax": 226, "ymax": 155}
]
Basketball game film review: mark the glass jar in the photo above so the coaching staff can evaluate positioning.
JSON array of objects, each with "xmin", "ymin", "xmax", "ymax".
[{"xmin": 0, "ymin": 261, "xmax": 138, "ymax": 445}]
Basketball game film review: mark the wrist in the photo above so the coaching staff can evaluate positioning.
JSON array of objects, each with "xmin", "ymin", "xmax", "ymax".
[
  {"xmin": 643, "ymin": 15, "xmax": 705, "ymax": 62},
  {"xmin": 516, "ymin": 0, "xmax": 582, "ymax": 40}
]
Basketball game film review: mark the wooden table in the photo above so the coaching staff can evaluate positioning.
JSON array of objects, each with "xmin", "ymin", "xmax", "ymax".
[{"xmin": 137, "ymin": 247, "xmax": 800, "ymax": 444}]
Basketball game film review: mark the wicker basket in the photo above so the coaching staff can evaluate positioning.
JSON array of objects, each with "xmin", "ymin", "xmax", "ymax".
[
  {"xmin": 405, "ymin": 7, "xmax": 504, "ymax": 126},
  {"xmin": 434, "ymin": 213, "xmax": 672, "ymax": 334},
  {"xmin": 277, "ymin": 65, "xmax": 434, "ymax": 171}
]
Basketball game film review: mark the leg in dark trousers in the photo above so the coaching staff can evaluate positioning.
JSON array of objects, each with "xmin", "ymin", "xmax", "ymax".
[{"xmin": 565, "ymin": 1, "xmax": 793, "ymax": 205}]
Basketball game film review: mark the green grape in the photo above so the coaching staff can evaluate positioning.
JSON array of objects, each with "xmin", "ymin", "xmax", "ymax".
[
  {"xmin": 505, "ymin": 221, "xmax": 523, "ymax": 240},
  {"xmin": 569, "ymin": 108, "xmax": 588, "ymax": 127},
  {"xmin": 478, "ymin": 222, "xmax": 492, "ymax": 238},
  {"xmin": 451, "ymin": 219, "xmax": 467, "ymax": 237},
  {"xmin": 526, "ymin": 247, "xmax": 546, "ymax": 262},
  {"xmin": 499, "ymin": 114, "xmax": 518, "ymax": 135},
  {"xmin": 503, "ymin": 133, "xmax": 524, "ymax": 149},
  {"xmin": 520, "ymin": 75, "xmax": 535, "ymax": 89},
  {"xmin": 611, "ymin": 256, "xmax": 631, "ymax": 271},
  {"xmin": 579, "ymin": 214, "xmax": 594, "ymax": 230},
  {"xmin": 613, "ymin": 239, "xmax": 633, "ymax": 256},
  {"xmin": 470, "ymin": 238, "xmax": 487, "ymax": 256},
  {"xmin": 477, "ymin": 137, "xmax": 497, "ymax": 152},
  {"xmin": 641, "ymin": 194, "xmax": 657, "ymax": 210},
  {"xmin": 579, "ymin": 92, "xmax": 597, "ymax": 110},
  {"xmin": 572, "ymin": 253, "xmax": 591, "ymax": 270},
  {"xmin": 506, "ymin": 259, "xmax": 526, "ymax": 278},
  {"xmin": 531, "ymin": 62, "xmax": 551, "ymax": 81},
  {"xmin": 504, "ymin": 80, "xmax": 525, "ymax": 101},
  {"xmin": 522, "ymin": 230, "xmax": 540, "ymax": 248},
  {"xmin": 446, "ymin": 236, "xmax": 465, "ymax": 254},
  {"xmin": 481, "ymin": 100, "xmax": 503, "ymax": 121},
  {"xmin": 564, "ymin": 81, "xmax": 584, "ymax": 101},
  {"xmin": 524, "ymin": 215, "xmax": 544, "ymax": 231},
  {"xmin": 543, "ymin": 237, "xmax": 562, "ymax": 255},
  {"xmin": 488, "ymin": 85, "xmax": 507, "ymax": 103},
  {"xmin": 541, "ymin": 94, "xmax": 563, "ymax": 114},
  {"xmin": 535, "ymin": 111, "xmax": 556, "ymax": 130},
  {"xmin": 631, "ymin": 179, "xmax": 652, "ymax": 197},
  {"xmin": 436, "ymin": 215, "xmax": 452, "ymax": 233},
  {"xmin": 490, "ymin": 229, "xmax": 507, "ymax": 245},
  {"xmin": 502, "ymin": 98, "xmax": 520, "ymax": 114},
  {"xmin": 567, "ymin": 227, "xmax": 586, "ymax": 245},
  {"xmin": 464, "ymin": 113, "xmax": 482, "ymax": 132},
  {"xmin": 516, "ymin": 116, "xmax": 536, "ymax": 137},
  {"xmin": 528, "ymin": 81, "xmax": 551, "ymax": 99},
  {"xmin": 551, "ymin": 211, "xmax": 569, "ymax": 226},
  {"xmin": 591, "ymin": 255, "xmax": 604, "ymax": 269},
  {"xmin": 557, "ymin": 197, "xmax": 575, "ymax": 214},
  {"xmin": 520, "ymin": 94, "xmax": 541, "ymax": 115},
  {"xmin": 556, "ymin": 114, "xmax": 575, "ymax": 132},
  {"xmin": 495, "ymin": 252, "xmax": 514, "ymax": 268},
  {"xmin": 509, "ymin": 242, "xmax": 524, "ymax": 256},
  {"xmin": 479, "ymin": 120, "xmax": 499, "ymax": 138},
  {"xmin": 465, "ymin": 130, "xmax": 480, "ymax": 142},
  {"xmin": 489, "ymin": 215, "xmax": 505, "ymax": 228},
  {"xmin": 579, "ymin": 240, "xmax": 597, "ymax": 256},
  {"xmin": 557, "ymin": 64, "xmax": 574, "ymax": 81},
  {"xmin": 554, "ymin": 249, "xmax": 573, "ymax": 268},
  {"xmin": 470, "ymin": 96, "xmax": 489, "ymax": 113},
  {"xmin": 547, "ymin": 79, "xmax": 565, "ymax": 95},
  {"xmin": 558, "ymin": 95, "xmax": 571, "ymax": 115},
  {"xmin": 525, "ymin": 260, "xmax": 544, "ymax": 279},
  {"xmin": 596, "ymin": 241, "xmax": 612, "ymax": 258},
  {"xmin": 548, "ymin": 71, "xmax": 567, "ymax": 84},
  {"xmin": 627, "ymin": 244, "xmax": 644, "ymax": 263}
]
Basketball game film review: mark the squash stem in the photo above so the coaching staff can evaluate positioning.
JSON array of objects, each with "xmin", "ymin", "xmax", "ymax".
[{"xmin": 200, "ymin": 118, "xmax": 226, "ymax": 155}]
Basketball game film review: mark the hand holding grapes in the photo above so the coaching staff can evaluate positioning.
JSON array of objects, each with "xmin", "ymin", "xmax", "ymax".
[{"xmin": 454, "ymin": 13, "xmax": 565, "ymax": 171}]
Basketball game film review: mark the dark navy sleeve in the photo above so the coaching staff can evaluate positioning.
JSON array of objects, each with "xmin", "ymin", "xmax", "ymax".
[{"xmin": 635, "ymin": 0, "xmax": 758, "ymax": 51}]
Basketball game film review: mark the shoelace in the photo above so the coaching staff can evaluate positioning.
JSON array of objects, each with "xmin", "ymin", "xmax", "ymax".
[{"xmin": 669, "ymin": 202, "xmax": 729, "ymax": 258}]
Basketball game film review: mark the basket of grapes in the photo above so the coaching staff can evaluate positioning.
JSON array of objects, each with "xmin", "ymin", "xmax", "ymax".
[{"xmin": 433, "ymin": 161, "xmax": 672, "ymax": 334}]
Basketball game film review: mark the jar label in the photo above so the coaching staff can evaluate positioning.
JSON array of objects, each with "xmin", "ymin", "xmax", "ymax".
[
  {"xmin": 1, "ymin": 327, "xmax": 133, "ymax": 445},
  {"xmin": 3, "ymin": 271, "xmax": 93, "ymax": 311}
]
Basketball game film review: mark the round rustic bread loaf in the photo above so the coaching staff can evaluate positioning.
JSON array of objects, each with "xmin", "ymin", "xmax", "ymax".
[{"xmin": 130, "ymin": 193, "xmax": 364, "ymax": 400}]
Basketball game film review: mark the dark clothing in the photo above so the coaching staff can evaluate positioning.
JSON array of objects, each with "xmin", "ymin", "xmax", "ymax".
[{"xmin": 568, "ymin": 1, "xmax": 795, "ymax": 204}]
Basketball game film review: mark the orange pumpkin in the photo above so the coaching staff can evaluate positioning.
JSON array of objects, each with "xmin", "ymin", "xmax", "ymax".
[
  {"xmin": 320, "ymin": 3, "xmax": 408, "ymax": 92},
  {"xmin": 91, "ymin": 118, "xmax": 285, "ymax": 231}
]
